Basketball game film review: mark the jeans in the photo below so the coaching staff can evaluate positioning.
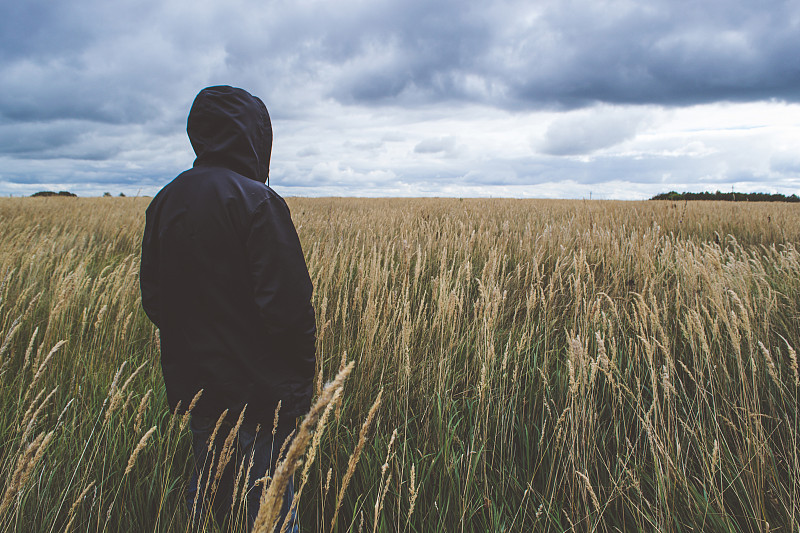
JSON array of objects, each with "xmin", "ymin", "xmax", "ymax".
[{"xmin": 186, "ymin": 413, "xmax": 299, "ymax": 532}]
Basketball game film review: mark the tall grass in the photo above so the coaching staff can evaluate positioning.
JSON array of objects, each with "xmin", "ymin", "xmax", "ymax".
[{"xmin": 0, "ymin": 196, "xmax": 797, "ymax": 532}]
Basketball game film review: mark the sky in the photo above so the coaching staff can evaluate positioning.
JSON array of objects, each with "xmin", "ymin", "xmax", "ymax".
[{"xmin": 1, "ymin": 0, "xmax": 799, "ymax": 199}]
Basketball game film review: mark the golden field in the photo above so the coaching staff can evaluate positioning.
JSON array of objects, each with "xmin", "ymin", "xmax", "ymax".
[{"xmin": 0, "ymin": 196, "xmax": 798, "ymax": 532}]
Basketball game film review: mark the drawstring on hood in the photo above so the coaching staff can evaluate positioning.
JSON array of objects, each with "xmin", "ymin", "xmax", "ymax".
[{"xmin": 187, "ymin": 85, "xmax": 273, "ymax": 184}]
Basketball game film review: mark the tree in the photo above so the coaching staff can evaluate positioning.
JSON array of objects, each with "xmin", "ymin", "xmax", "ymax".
[{"xmin": 31, "ymin": 191, "xmax": 77, "ymax": 197}]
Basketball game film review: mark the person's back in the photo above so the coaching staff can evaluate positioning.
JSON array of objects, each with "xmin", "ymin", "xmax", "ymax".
[{"xmin": 140, "ymin": 85, "xmax": 315, "ymax": 531}]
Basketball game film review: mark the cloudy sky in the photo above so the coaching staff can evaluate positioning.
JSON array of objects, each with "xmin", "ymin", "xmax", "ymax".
[{"xmin": 2, "ymin": 0, "xmax": 799, "ymax": 199}]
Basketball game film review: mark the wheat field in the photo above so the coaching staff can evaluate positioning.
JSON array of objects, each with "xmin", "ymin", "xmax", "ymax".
[{"xmin": 0, "ymin": 196, "xmax": 798, "ymax": 532}]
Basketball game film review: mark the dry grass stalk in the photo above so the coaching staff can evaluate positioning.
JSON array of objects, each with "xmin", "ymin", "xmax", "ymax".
[
  {"xmin": 21, "ymin": 326, "xmax": 38, "ymax": 372},
  {"xmin": 661, "ymin": 365, "xmax": 674, "ymax": 403},
  {"xmin": 553, "ymin": 406, "xmax": 571, "ymax": 446},
  {"xmin": 232, "ymin": 423, "xmax": 262, "ymax": 514},
  {"xmin": 210, "ymin": 406, "xmax": 247, "ymax": 496},
  {"xmin": 335, "ymin": 352, "xmax": 348, "ymax": 422},
  {"xmin": 120, "ymin": 391, "xmax": 134, "ymax": 414},
  {"xmin": 0, "ymin": 430, "xmax": 54, "ymax": 516},
  {"xmin": 207, "ymin": 409, "xmax": 229, "ymax": 450},
  {"xmin": 179, "ymin": 388, "xmax": 204, "ymax": 432},
  {"xmin": 711, "ymin": 439, "xmax": 719, "ymax": 473},
  {"xmin": 0, "ymin": 315, "xmax": 21, "ymax": 362},
  {"xmin": 779, "ymin": 334, "xmax": 799, "ymax": 386},
  {"xmin": 63, "ymin": 480, "xmax": 95, "ymax": 533},
  {"xmin": 104, "ymin": 361, "xmax": 127, "ymax": 405},
  {"xmin": 20, "ymin": 386, "xmax": 58, "ymax": 446},
  {"xmin": 190, "ymin": 453, "xmax": 214, "ymax": 527},
  {"xmin": 23, "ymin": 340, "xmax": 66, "ymax": 405},
  {"xmin": 252, "ymin": 360, "xmax": 354, "ymax": 533},
  {"xmin": 94, "ymin": 304, "xmax": 107, "ymax": 329},
  {"xmin": 380, "ymin": 428, "xmax": 397, "ymax": 478},
  {"xmin": 324, "ymin": 467, "xmax": 333, "ymax": 497},
  {"xmin": 276, "ymin": 429, "xmax": 295, "ymax": 466},
  {"xmin": 575, "ymin": 470, "xmax": 601, "ymax": 514},
  {"xmin": 18, "ymin": 387, "xmax": 47, "ymax": 436},
  {"xmin": 134, "ymin": 389, "xmax": 153, "ymax": 434},
  {"xmin": 407, "ymin": 464, "xmax": 419, "ymax": 525},
  {"xmin": 758, "ymin": 341, "xmax": 780, "ymax": 386},
  {"xmin": 105, "ymin": 361, "xmax": 147, "ymax": 423},
  {"xmin": 372, "ymin": 428, "xmax": 398, "ymax": 532},
  {"xmin": 30, "ymin": 428, "xmax": 56, "ymax": 477},
  {"xmin": 120, "ymin": 311, "xmax": 133, "ymax": 342},
  {"xmin": 330, "ymin": 389, "xmax": 383, "ymax": 532},
  {"xmin": 117, "ymin": 361, "xmax": 148, "ymax": 399},
  {"xmin": 104, "ymin": 394, "xmax": 124, "ymax": 425},
  {"xmin": 315, "ymin": 365, "xmax": 324, "ymax": 398},
  {"xmin": 55, "ymin": 397, "xmax": 75, "ymax": 429},
  {"xmin": 295, "ymin": 387, "xmax": 343, "ymax": 502},
  {"xmin": 272, "ymin": 400, "xmax": 282, "ymax": 440},
  {"xmin": 124, "ymin": 426, "xmax": 156, "ymax": 475},
  {"xmin": 478, "ymin": 363, "xmax": 488, "ymax": 406},
  {"xmin": 372, "ymin": 472, "xmax": 391, "ymax": 532}
]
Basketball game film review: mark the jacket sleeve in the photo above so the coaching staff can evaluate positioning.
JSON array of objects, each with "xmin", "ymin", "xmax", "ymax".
[
  {"xmin": 140, "ymin": 207, "xmax": 162, "ymax": 328},
  {"xmin": 246, "ymin": 197, "xmax": 316, "ymax": 377}
]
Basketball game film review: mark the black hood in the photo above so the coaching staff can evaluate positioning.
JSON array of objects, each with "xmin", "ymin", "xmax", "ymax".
[{"xmin": 187, "ymin": 85, "xmax": 272, "ymax": 183}]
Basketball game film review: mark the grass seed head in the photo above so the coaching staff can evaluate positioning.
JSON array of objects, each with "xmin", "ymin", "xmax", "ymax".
[
  {"xmin": 252, "ymin": 360, "xmax": 354, "ymax": 533},
  {"xmin": 124, "ymin": 426, "xmax": 156, "ymax": 475}
]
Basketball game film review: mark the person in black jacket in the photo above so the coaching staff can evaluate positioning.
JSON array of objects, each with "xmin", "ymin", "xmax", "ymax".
[{"xmin": 140, "ymin": 85, "xmax": 315, "ymax": 532}]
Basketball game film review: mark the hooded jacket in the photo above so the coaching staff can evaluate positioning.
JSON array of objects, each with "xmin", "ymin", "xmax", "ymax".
[{"xmin": 140, "ymin": 86, "xmax": 316, "ymax": 422}]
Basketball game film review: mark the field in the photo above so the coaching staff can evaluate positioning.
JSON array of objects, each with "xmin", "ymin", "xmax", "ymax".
[{"xmin": 0, "ymin": 196, "xmax": 798, "ymax": 532}]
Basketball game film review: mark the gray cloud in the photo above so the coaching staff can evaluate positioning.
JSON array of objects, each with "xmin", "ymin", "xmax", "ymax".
[
  {"xmin": 300, "ymin": 0, "xmax": 800, "ymax": 109},
  {"xmin": 770, "ymin": 150, "xmax": 800, "ymax": 175},
  {"xmin": 346, "ymin": 141, "xmax": 384, "ymax": 151},
  {"xmin": 414, "ymin": 136, "xmax": 457, "ymax": 154},
  {"xmin": 0, "ymin": 0, "xmax": 799, "ymax": 197},
  {"xmin": 296, "ymin": 146, "xmax": 321, "ymax": 157},
  {"xmin": 539, "ymin": 107, "xmax": 653, "ymax": 155},
  {"xmin": 6, "ymin": 0, "xmax": 796, "ymax": 126}
]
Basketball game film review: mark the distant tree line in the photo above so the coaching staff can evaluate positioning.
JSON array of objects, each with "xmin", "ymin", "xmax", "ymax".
[
  {"xmin": 651, "ymin": 191, "xmax": 800, "ymax": 202},
  {"xmin": 29, "ymin": 191, "xmax": 130, "ymax": 197},
  {"xmin": 31, "ymin": 191, "xmax": 77, "ymax": 197}
]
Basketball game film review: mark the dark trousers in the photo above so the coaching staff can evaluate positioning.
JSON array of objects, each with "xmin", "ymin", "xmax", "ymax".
[{"xmin": 186, "ymin": 414, "xmax": 299, "ymax": 532}]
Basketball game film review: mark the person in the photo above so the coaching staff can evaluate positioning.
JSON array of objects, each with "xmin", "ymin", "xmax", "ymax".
[{"xmin": 140, "ymin": 85, "xmax": 316, "ymax": 532}]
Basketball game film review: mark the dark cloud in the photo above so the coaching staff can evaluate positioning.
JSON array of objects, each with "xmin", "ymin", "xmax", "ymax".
[
  {"xmin": 243, "ymin": 0, "xmax": 800, "ymax": 109},
  {"xmin": 3, "ymin": 0, "xmax": 799, "ymax": 124},
  {"xmin": 0, "ymin": 1, "xmax": 93, "ymax": 61},
  {"xmin": 505, "ymin": 1, "xmax": 800, "ymax": 108},
  {"xmin": 0, "ymin": 121, "xmax": 78, "ymax": 156}
]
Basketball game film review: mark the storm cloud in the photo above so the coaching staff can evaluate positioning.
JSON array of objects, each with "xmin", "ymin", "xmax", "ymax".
[{"xmin": 0, "ymin": 0, "xmax": 799, "ymax": 197}]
